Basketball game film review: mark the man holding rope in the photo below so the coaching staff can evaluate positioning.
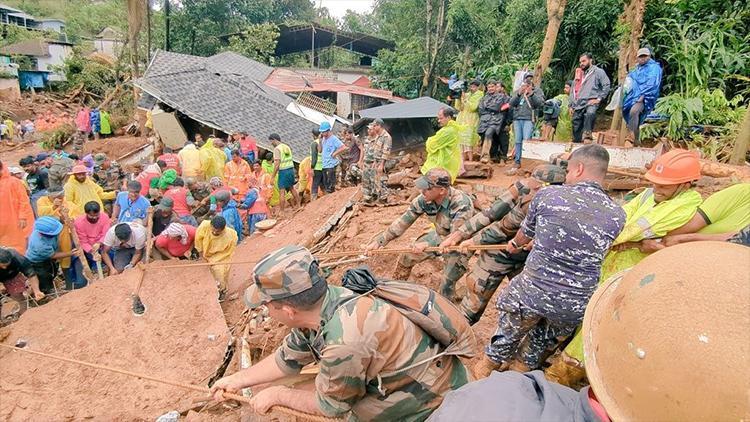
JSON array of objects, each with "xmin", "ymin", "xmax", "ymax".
[{"xmin": 211, "ymin": 245, "xmax": 470, "ymax": 420}]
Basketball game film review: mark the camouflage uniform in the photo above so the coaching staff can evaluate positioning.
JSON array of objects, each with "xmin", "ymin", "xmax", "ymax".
[
  {"xmin": 361, "ymin": 130, "xmax": 392, "ymax": 202},
  {"xmin": 375, "ymin": 174, "xmax": 474, "ymax": 299},
  {"xmin": 189, "ymin": 181, "xmax": 212, "ymax": 221},
  {"xmin": 485, "ymin": 181, "xmax": 625, "ymax": 368},
  {"xmin": 244, "ymin": 246, "xmax": 471, "ymax": 421},
  {"xmin": 93, "ymin": 161, "xmax": 125, "ymax": 191},
  {"xmin": 456, "ymin": 165, "xmax": 567, "ymax": 324}
]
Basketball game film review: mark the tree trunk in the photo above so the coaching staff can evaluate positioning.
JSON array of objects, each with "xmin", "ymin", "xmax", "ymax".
[
  {"xmin": 611, "ymin": 0, "xmax": 645, "ymax": 145},
  {"xmin": 533, "ymin": 0, "xmax": 568, "ymax": 86},
  {"xmin": 127, "ymin": 0, "xmax": 146, "ymax": 77},
  {"xmin": 730, "ymin": 108, "xmax": 750, "ymax": 165},
  {"xmin": 419, "ymin": 0, "xmax": 433, "ymax": 96},
  {"xmin": 421, "ymin": 0, "xmax": 449, "ymax": 97}
]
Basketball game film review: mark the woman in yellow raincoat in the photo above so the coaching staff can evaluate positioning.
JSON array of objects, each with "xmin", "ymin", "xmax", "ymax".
[{"xmin": 454, "ymin": 80, "xmax": 483, "ymax": 160}]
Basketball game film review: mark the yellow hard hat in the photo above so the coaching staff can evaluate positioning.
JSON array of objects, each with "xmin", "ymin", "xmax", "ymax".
[{"xmin": 583, "ymin": 241, "xmax": 750, "ymax": 421}]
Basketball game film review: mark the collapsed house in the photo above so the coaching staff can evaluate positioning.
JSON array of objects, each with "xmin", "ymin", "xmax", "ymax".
[{"xmin": 358, "ymin": 96, "xmax": 447, "ymax": 152}]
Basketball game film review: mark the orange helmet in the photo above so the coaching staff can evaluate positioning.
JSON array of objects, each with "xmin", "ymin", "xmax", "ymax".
[{"xmin": 644, "ymin": 149, "xmax": 701, "ymax": 185}]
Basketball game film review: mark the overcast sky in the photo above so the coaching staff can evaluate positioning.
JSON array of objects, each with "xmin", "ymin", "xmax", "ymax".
[{"xmin": 318, "ymin": 0, "xmax": 375, "ymax": 18}]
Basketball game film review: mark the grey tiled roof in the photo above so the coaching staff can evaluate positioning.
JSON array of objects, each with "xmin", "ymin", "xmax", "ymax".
[{"xmin": 134, "ymin": 50, "xmax": 316, "ymax": 162}]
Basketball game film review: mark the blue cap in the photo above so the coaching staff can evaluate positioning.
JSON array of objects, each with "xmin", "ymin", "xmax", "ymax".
[
  {"xmin": 318, "ymin": 121, "xmax": 332, "ymax": 132},
  {"xmin": 34, "ymin": 216, "xmax": 64, "ymax": 236},
  {"xmin": 35, "ymin": 153, "xmax": 49, "ymax": 162}
]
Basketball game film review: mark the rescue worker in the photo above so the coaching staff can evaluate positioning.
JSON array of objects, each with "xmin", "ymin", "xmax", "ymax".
[
  {"xmin": 210, "ymin": 245, "xmax": 472, "ymax": 420},
  {"xmin": 63, "ymin": 165, "xmax": 116, "ymax": 219},
  {"xmin": 178, "ymin": 140, "xmax": 203, "ymax": 179},
  {"xmin": 421, "ymin": 108, "xmax": 462, "ymax": 181},
  {"xmin": 361, "ymin": 118, "xmax": 392, "ymax": 205},
  {"xmin": 475, "ymin": 144, "xmax": 625, "ymax": 377},
  {"xmin": 0, "ymin": 160, "xmax": 35, "ymax": 254},
  {"xmin": 570, "ymin": 53, "xmax": 611, "ymax": 143},
  {"xmin": 454, "ymin": 79, "xmax": 483, "ymax": 162},
  {"xmin": 0, "ymin": 247, "xmax": 46, "ymax": 314},
  {"xmin": 622, "ymin": 48, "xmax": 663, "ymax": 146},
  {"xmin": 550, "ymin": 149, "xmax": 703, "ymax": 386},
  {"xmin": 200, "ymin": 138, "xmax": 226, "ymax": 181},
  {"xmin": 269, "ymin": 133, "xmax": 300, "ymax": 212},
  {"xmin": 439, "ymin": 164, "xmax": 567, "ymax": 324},
  {"xmin": 92, "ymin": 153, "xmax": 125, "ymax": 213},
  {"xmin": 662, "ymin": 182, "xmax": 750, "ymax": 245},
  {"xmin": 365, "ymin": 167, "xmax": 474, "ymax": 301},
  {"xmin": 429, "ymin": 242, "xmax": 749, "ymax": 422},
  {"xmin": 195, "ymin": 215, "xmax": 237, "ymax": 300},
  {"xmin": 223, "ymin": 149, "xmax": 252, "ymax": 200}
]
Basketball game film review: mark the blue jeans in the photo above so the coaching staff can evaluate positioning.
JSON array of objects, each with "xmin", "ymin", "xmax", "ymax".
[{"xmin": 512, "ymin": 120, "xmax": 534, "ymax": 164}]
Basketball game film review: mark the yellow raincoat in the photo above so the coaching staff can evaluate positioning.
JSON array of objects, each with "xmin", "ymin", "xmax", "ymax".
[
  {"xmin": 553, "ymin": 94, "xmax": 572, "ymax": 141},
  {"xmin": 64, "ymin": 177, "xmax": 116, "ymax": 219},
  {"xmin": 195, "ymin": 220, "xmax": 238, "ymax": 291},
  {"xmin": 421, "ymin": 120, "xmax": 463, "ymax": 181},
  {"xmin": 455, "ymin": 90, "xmax": 483, "ymax": 147},
  {"xmin": 178, "ymin": 144, "xmax": 202, "ymax": 178},
  {"xmin": 37, "ymin": 196, "xmax": 72, "ymax": 269},
  {"xmin": 565, "ymin": 187, "xmax": 703, "ymax": 361},
  {"xmin": 200, "ymin": 139, "xmax": 227, "ymax": 181}
]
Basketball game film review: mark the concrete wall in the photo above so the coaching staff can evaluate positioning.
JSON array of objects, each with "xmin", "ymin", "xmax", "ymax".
[
  {"xmin": 36, "ymin": 43, "xmax": 71, "ymax": 81},
  {"xmin": 0, "ymin": 78, "xmax": 21, "ymax": 101},
  {"xmin": 94, "ymin": 39, "xmax": 122, "ymax": 57}
]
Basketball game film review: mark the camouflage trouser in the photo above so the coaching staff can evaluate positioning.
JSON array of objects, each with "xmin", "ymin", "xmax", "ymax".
[
  {"xmin": 345, "ymin": 163, "xmax": 362, "ymax": 185},
  {"xmin": 460, "ymin": 249, "xmax": 528, "ymax": 325},
  {"xmin": 73, "ymin": 131, "xmax": 86, "ymax": 154},
  {"xmin": 394, "ymin": 230, "xmax": 469, "ymax": 299},
  {"xmin": 362, "ymin": 163, "xmax": 387, "ymax": 202},
  {"xmin": 485, "ymin": 277, "xmax": 580, "ymax": 368}
]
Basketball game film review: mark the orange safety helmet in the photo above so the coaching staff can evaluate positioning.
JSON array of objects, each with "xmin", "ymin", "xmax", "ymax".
[{"xmin": 644, "ymin": 149, "xmax": 701, "ymax": 185}]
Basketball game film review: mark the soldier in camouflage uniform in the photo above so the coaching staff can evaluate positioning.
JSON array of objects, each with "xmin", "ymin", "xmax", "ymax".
[
  {"xmin": 186, "ymin": 178, "xmax": 212, "ymax": 222},
  {"xmin": 210, "ymin": 245, "xmax": 471, "ymax": 420},
  {"xmin": 361, "ymin": 118, "xmax": 392, "ymax": 204},
  {"xmin": 365, "ymin": 167, "xmax": 474, "ymax": 300},
  {"xmin": 91, "ymin": 153, "xmax": 125, "ymax": 215},
  {"xmin": 440, "ymin": 164, "xmax": 567, "ymax": 325},
  {"xmin": 475, "ymin": 144, "xmax": 625, "ymax": 377}
]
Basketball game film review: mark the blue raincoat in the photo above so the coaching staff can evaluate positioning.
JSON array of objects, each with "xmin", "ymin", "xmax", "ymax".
[{"xmin": 623, "ymin": 59, "xmax": 662, "ymax": 125}]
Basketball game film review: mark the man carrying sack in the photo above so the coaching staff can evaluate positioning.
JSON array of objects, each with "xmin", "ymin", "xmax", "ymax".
[{"xmin": 210, "ymin": 245, "xmax": 474, "ymax": 421}]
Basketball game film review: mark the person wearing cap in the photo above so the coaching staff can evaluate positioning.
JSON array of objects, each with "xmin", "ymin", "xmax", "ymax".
[
  {"xmin": 308, "ymin": 128, "xmax": 324, "ymax": 201},
  {"xmin": 151, "ymin": 197, "xmax": 180, "ymax": 237},
  {"xmin": 224, "ymin": 149, "xmax": 252, "ymax": 200},
  {"xmin": 112, "ymin": 180, "xmax": 150, "ymax": 225},
  {"xmin": 35, "ymin": 152, "xmax": 51, "ymax": 169},
  {"xmin": 268, "ymin": 133, "xmax": 300, "ymax": 212},
  {"xmin": 360, "ymin": 118, "xmax": 392, "ymax": 204},
  {"xmin": 477, "ymin": 80, "xmax": 511, "ymax": 164},
  {"xmin": 213, "ymin": 189, "xmax": 243, "ymax": 243},
  {"xmin": 622, "ymin": 47, "xmax": 663, "ymax": 146},
  {"xmin": 570, "ymin": 53, "xmax": 611, "ymax": 143},
  {"xmin": 93, "ymin": 153, "xmax": 125, "ymax": 192},
  {"xmin": 0, "ymin": 247, "xmax": 45, "ymax": 314},
  {"xmin": 195, "ymin": 216, "xmax": 238, "ymax": 299},
  {"xmin": 0, "ymin": 160, "xmax": 35, "ymax": 254},
  {"xmin": 365, "ymin": 167, "xmax": 474, "ymax": 300},
  {"xmin": 101, "ymin": 222, "xmax": 147, "ymax": 275},
  {"xmin": 210, "ymin": 245, "xmax": 471, "ymax": 420},
  {"xmin": 421, "ymin": 108, "xmax": 463, "ymax": 181},
  {"xmin": 178, "ymin": 140, "xmax": 203, "ymax": 179},
  {"xmin": 25, "ymin": 216, "xmax": 79, "ymax": 293},
  {"xmin": 662, "ymin": 183, "xmax": 750, "ymax": 246},
  {"xmin": 439, "ymin": 164, "xmax": 567, "ymax": 325},
  {"xmin": 8, "ymin": 166, "xmax": 26, "ymax": 183},
  {"xmin": 64, "ymin": 164, "xmax": 116, "ymax": 219},
  {"xmin": 20, "ymin": 155, "xmax": 49, "ymax": 214},
  {"xmin": 154, "ymin": 222, "xmax": 197, "ymax": 260},
  {"xmin": 551, "ymin": 149, "xmax": 703, "ymax": 384},
  {"xmin": 508, "ymin": 73, "xmax": 545, "ymax": 170},
  {"xmin": 454, "ymin": 79, "xmax": 483, "ymax": 161},
  {"xmin": 475, "ymin": 145, "xmax": 625, "ymax": 378},
  {"xmin": 318, "ymin": 122, "xmax": 347, "ymax": 194},
  {"xmin": 341, "ymin": 127, "xmax": 362, "ymax": 186},
  {"xmin": 36, "ymin": 187, "xmax": 83, "ymax": 289}
]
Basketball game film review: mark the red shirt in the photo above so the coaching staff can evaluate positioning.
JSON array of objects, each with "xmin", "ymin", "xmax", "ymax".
[
  {"xmin": 154, "ymin": 224, "xmax": 196, "ymax": 257},
  {"xmin": 239, "ymin": 136, "xmax": 258, "ymax": 158},
  {"xmin": 164, "ymin": 186, "xmax": 191, "ymax": 217},
  {"xmin": 157, "ymin": 153, "xmax": 181, "ymax": 174}
]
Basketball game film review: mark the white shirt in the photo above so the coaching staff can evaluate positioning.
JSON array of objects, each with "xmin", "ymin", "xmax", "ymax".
[{"xmin": 103, "ymin": 222, "xmax": 147, "ymax": 250}]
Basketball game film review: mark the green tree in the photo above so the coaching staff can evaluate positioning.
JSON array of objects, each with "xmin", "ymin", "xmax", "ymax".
[{"xmin": 222, "ymin": 23, "xmax": 279, "ymax": 64}]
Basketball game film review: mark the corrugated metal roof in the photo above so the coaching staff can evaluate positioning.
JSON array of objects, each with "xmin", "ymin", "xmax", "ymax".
[
  {"xmin": 264, "ymin": 68, "xmax": 402, "ymax": 102},
  {"xmin": 133, "ymin": 50, "xmax": 317, "ymax": 163},
  {"xmin": 359, "ymin": 97, "xmax": 449, "ymax": 119}
]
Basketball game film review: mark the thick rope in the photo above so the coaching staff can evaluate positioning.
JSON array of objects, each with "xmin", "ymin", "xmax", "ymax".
[{"xmin": 0, "ymin": 343, "xmax": 339, "ymax": 422}]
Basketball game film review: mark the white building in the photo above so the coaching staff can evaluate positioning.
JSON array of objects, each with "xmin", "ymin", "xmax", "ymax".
[
  {"xmin": 0, "ymin": 39, "xmax": 73, "ymax": 82},
  {"xmin": 94, "ymin": 27, "xmax": 124, "ymax": 58}
]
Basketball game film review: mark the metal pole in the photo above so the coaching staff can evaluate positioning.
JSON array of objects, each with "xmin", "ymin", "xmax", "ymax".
[
  {"xmin": 146, "ymin": 0, "xmax": 151, "ymax": 60},
  {"xmin": 164, "ymin": 0, "xmax": 170, "ymax": 51}
]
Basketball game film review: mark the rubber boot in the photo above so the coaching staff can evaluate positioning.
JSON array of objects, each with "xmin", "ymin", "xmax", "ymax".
[
  {"xmin": 582, "ymin": 130, "xmax": 593, "ymax": 144},
  {"xmin": 544, "ymin": 352, "xmax": 587, "ymax": 388},
  {"xmin": 480, "ymin": 138, "xmax": 492, "ymax": 163},
  {"xmin": 473, "ymin": 355, "xmax": 508, "ymax": 379},
  {"xmin": 391, "ymin": 262, "xmax": 413, "ymax": 281}
]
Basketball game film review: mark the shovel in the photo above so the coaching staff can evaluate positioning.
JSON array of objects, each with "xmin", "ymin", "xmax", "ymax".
[{"xmin": 131, "ymin": 264, "xmax": 147, "ymax": 316}]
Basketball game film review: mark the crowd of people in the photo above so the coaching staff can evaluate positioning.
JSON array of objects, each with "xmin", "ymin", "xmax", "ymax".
[{"xmin": 0, "ymin": 107, "xmax": 113, "ymax": 148}]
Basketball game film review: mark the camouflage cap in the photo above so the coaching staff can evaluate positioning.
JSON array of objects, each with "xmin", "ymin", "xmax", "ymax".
[
  {"xmin": 415, "ymin": 167, "xmax": 452, "ymax": 190},
  {"xmin": 244, "ymin": 245, "xmax": 319, "ymax": 309},
  {"xmin": 94, "ymin": 153, "xmax": 108, "ymax": 165},
  {"xmin": 530, "ymin": 164, "xmax": 566, "ymax": 185}
]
